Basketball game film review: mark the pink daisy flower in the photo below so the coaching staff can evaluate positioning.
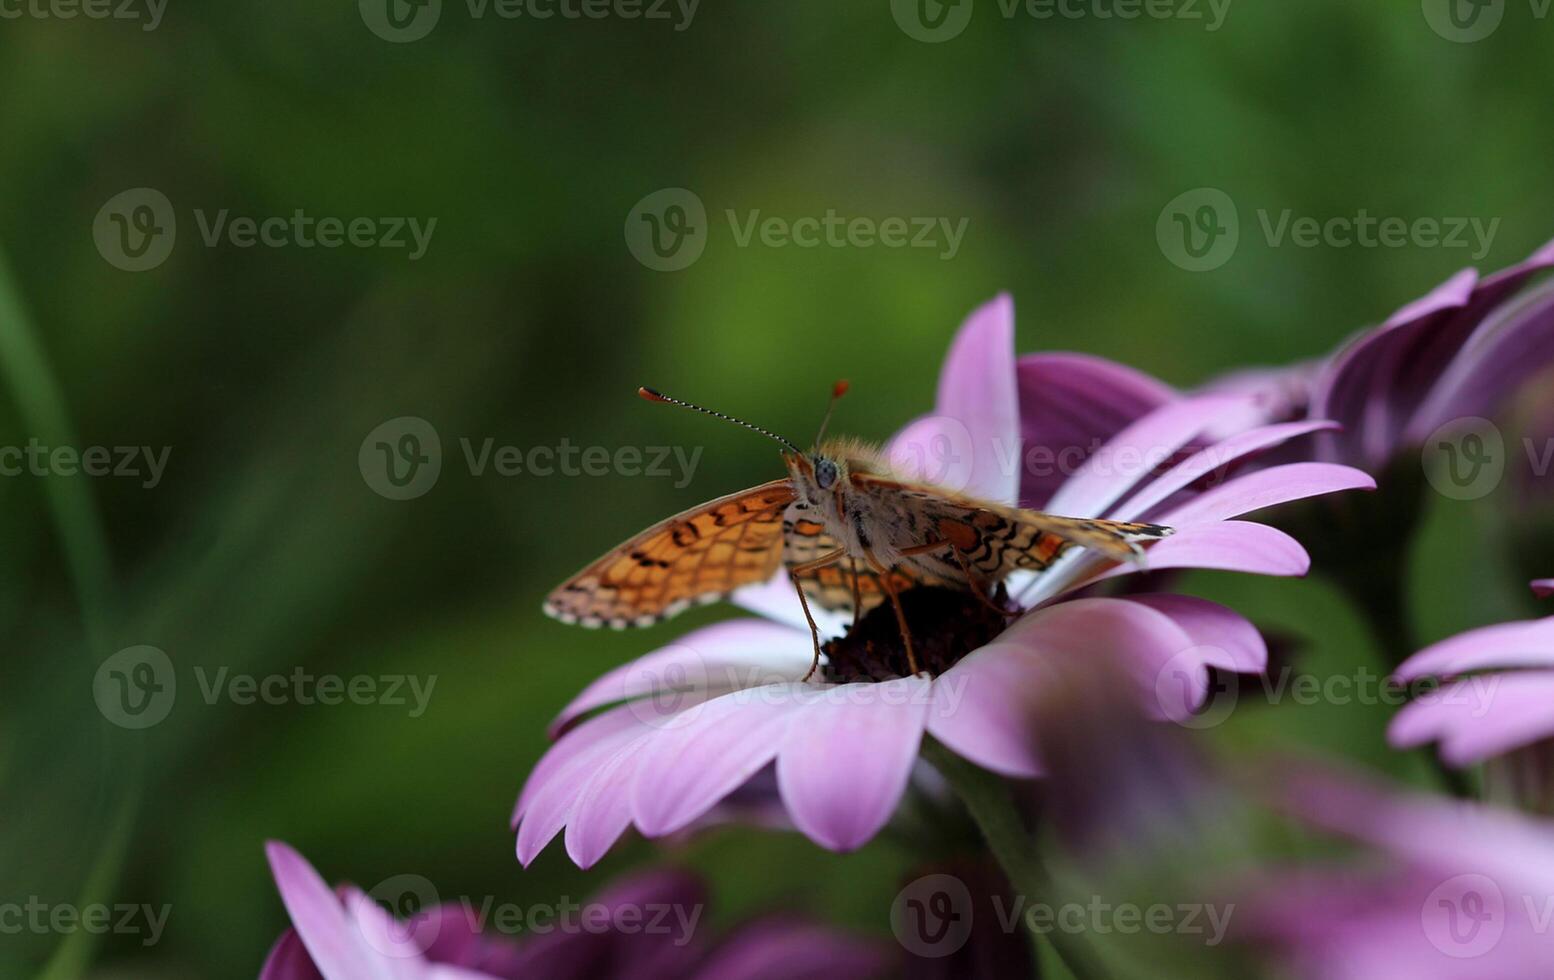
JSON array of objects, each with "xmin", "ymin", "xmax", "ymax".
[
  {"xmin": 1241, "ymin": 766, "xmax": 1554, "ymax": 979},
  {"xmin": 1389, "ymin": 581, "xmax": 1554, "ymax": 794},
  {"xmin": 514, "ymin": 296, "xmax": 1373, "ymax": 867},
  {"xmin": 260, "ymin": 842, "xmax": 885, "ymax": 980}
]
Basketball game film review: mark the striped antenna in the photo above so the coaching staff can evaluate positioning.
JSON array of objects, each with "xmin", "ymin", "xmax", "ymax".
[{"xmin": 638, "ymin": 387, "xmax": 802, "ymax": 454}]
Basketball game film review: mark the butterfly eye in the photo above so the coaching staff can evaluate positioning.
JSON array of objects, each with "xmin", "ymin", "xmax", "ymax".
[{"xmin": 814, "ymin": 457, "xmax": 839, "ymax": 490}]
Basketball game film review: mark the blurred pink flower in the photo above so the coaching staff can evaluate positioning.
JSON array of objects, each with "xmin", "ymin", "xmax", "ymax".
[
  {"xmin": 514, "ymin": 296, "xmax": 1372, "ymax": 867},
  {"xmin": 260, "ymin": 843, "xmax": 884, "ymax": 980},
  {"xmin": 1242, "ymin": 767, "xmax": 1554, "ymax": 979},
  {"xmin": 1389, "ymin": 581, "xmax": 1554, "ymax": 770}
]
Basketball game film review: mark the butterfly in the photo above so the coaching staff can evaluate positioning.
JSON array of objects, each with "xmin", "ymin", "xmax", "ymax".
[{"xmin": 544, "ymin": 383, "xmax": 1173, "ymax": 677}]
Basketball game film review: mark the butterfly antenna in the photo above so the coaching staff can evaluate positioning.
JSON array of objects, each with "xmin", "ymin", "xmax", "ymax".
[
  {"xmin": 812, "ymin": 379, "xmax": 849, "ymax": 448},
  {"xmin": 638, "ymin": 387, "xmax": 802, "ymax": 453}
]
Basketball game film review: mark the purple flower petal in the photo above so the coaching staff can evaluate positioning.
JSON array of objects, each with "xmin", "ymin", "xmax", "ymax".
[
  {"xmin": 1097, "ymin": 521, "xmax": 1311, "ymax": 580},
  {"xmin": 689, "ymin": 918, "xmax": 888, "ymax": 980},
  {"xmin": 1390, "ymin": 671, "xmax": 1554, "ymax": 766},
  {"xmin": 932, "ymin": 293, "xmax": 1021, "ymax": 505},
  {"xmin": 1393, "ymin": 617, "xmax": 1554, "ymax": 681},
  {"xmin": 1156, "ymin": 463, "xmax": 1376, "ymax": 527},
  {"xmin": 1121, "ymin": 594, "xmax": 1268, "ymax": 673},
  {"xmin": 515, "ymin": 706, "xmax": 654, "ymax": 827},
  {"xmin": 549, "ymin": 619, "xmax": 814, "ymax": 736},
  {"xmin": 1310, "ymin": 239, "xmax": 1554, "ymax": 468},
  {"xmin": 1044, "ymin": 396, "xmax": 1246, "ymax": 520},
  {"xmin": 264, "ymin": 842, "xmax": 380, "ymax": 980},
  {"xmin": 776, "ymin": 676, "xmax": 931, "ymax": 851},
  {"xmin": 259, "ymin": 929, "xmax": 326, "ymax": 980},
  {"xmin": 1408, "ymin": 278, "xmax": 1554, "ymax": 442},
  {"xmin": 1016, "ymin": 353, "xmax": 1177, "ymax": 509},
  {"xmin": 1109, "ymin": 420, "xmax": 1338, "ymax": 522},
  {"xmin": 1536, "ymin": 579, "xmax": 1554, "ymax": 598},
  {"xmin": 630, "ymin": 685, "xmax": 811, "ymax": 838}
]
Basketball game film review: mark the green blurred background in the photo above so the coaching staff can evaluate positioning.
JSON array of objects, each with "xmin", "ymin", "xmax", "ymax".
[{"xmin": 3, "ymin": 1, "xmax": 1554, "ymax": 975}]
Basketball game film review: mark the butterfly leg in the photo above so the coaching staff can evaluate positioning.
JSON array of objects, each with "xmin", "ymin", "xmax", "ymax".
[
  {"xmin": 788, "ymin": 548, "xmax": 846, "ymax": 682},
  {"xmin": 897, "ymin": 539, "xmax": 1016, "ymax": 619},
  {"xmin": 863, "ymin": 550, "xmax": 922, "ymax": 677}
]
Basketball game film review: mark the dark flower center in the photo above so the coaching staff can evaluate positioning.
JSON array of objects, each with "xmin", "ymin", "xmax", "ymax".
[{"xmin": 821, "ymin": 586, "xmax": 1015, "ymax": 683}]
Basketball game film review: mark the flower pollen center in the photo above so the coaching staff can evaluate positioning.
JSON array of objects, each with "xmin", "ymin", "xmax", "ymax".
[{"xmin": 821, "ymin": 586, "xmax": 1015, "ymax": 683}]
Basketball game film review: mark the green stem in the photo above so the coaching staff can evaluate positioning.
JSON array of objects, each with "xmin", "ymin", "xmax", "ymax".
[{"xmin": 924, "ymin": 740, "xmax": 1107, "ymax": 980}]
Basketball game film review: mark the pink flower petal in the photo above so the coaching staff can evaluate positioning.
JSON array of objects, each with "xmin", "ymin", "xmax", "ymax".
[
  {"xmin": 927, "ymin": 643, "xmax": 1048, "ymax": 777},
  {"xmin": 1390, "ymin": 672, "xmax": 1554, "ymax": 766},
  {"xmin": 264, "ymin": 842, "xmax": 379, "ymax": 980},
  {"xmin": 1122, "ymin": 594, "xmax": 1268, "ymax": 673},
  {"xmin": 1393, "ymin": 617, "xmax": 1554, "ymax": 681},
  {"xmin": 516, "ymin": 708, "xmax": 662, "ymax": 865},
  {"xmin": 630, "ymin": 685, "xmax": 811, "ymax": 837},
  {"xmin": 1109, "ymin": 420, "xmax": 1339, "ymax": 522},
  {"xmin": 1157, "ymin": 463, "xmax": 1375, "ymax": 528},
  {"xmin": 1274, "ymin": 765, "xmax": 1554, "ymax": 895},
  {"xmin": 1097, "ymin": 521, "xmax": 1310, "ymax": 580},
  {"xmin": 1044, "ymin": 396, "xmax": 1247, "ymax": 520},
  {"xmin": 1016, "ymin": 352, "xmax": 1177, "ymax": 509},
  {"xmin": 934, "ymin": 294, "xmax": 1021, "ymax": 505},
  {"xmin": 514, "ymin": 706, "xmax": 652, "ymax": 826},
  {"xmin": 776, "ymin": 676, "xmax": 931, "ymax": 850},
  {"xmin": 1533, "ymin": 579, "xmax": 1554, "ymax": 598},
  {"xmin": 550, "ymin": 619, "xmax": 814, "ymax": 735},
  {"xmin": 563, "ymin": 746, "xmax": 640, "ymax": 869}
]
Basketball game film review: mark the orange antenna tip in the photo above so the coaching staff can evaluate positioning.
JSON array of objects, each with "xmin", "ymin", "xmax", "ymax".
[
  {"xmin": 638, "ymin": 386, "xmax": 668, "ymax": 403},
  {"xmin": 832, "ymin": 380, "xmax": 850, "ymax": 398}
]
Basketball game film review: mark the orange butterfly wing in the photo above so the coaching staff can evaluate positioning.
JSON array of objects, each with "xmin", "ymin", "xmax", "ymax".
[{"xmin": 544, "ymin": 479, "xmax": 797, "ymax": 629}]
